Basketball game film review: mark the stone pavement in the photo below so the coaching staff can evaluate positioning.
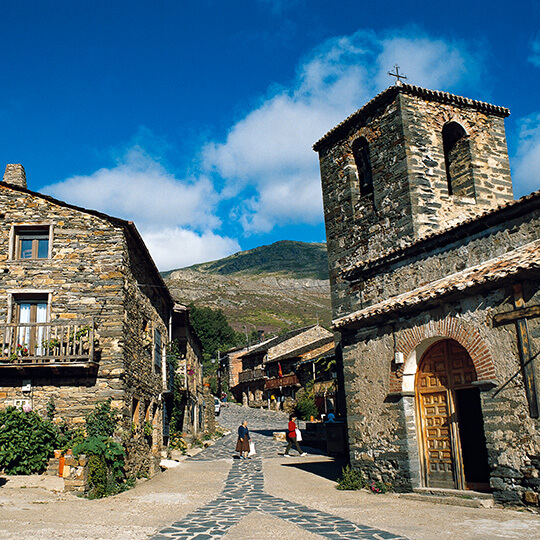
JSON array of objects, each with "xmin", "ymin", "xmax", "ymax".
[
  {"xmin": 1, "ymin": 404, "xmax": 540, "ymax": 540},
  {"xmin": 150, "ymin": 404, "xmax": 406, "ymax": 540}
]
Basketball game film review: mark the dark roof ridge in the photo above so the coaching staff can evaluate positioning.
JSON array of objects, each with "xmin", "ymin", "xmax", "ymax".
[{"xmin": 313, "ymin": 83, "xmax": 510, "ymax": 151}]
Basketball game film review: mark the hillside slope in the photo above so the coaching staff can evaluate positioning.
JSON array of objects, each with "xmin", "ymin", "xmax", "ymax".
[{"xmin": 163, "ymin": 241, "xmax": 332, "ymax": 333}]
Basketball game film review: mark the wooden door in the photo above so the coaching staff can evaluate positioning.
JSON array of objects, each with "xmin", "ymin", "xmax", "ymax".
[{"xmin": 416, "ymin": 339, "xmax": 486, "ymax": 489}]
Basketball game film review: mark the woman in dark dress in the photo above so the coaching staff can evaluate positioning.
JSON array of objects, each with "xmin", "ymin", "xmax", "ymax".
[{"xmin": 236, "ymin": 420, "xmax": 250, "ymax": 459}]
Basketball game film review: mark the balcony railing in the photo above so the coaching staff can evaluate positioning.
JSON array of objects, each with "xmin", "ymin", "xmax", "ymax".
[
  {"xmin": 265, "ymin": 374, "xmax": 300, "ymax": 390},
  {"xmin": 238, "ymin": 368, "xmax": 267, "ymax": 383},
  {"xmin": 0, "ymin": 320, "xmax": 96, "ymax": 368}
]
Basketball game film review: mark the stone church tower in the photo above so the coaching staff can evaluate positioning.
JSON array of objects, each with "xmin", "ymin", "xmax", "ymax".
[{"xmin": 315, "ymin": 83, "xmax": 540, "ymax": 505}]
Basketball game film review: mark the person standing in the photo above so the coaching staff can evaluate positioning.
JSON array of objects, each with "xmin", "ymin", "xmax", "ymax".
[
  {"xmin": 236, "ymin": 420, "xmax": 251, "ymax": 459},
  {"xmin": 284, "ymin": 414, "xmax": 306, "ymax": 456}
]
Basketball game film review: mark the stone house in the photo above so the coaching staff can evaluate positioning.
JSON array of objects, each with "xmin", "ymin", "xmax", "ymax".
[
  {"xmin": 169, "ymin": 303, "xmax": 205, "ymax": 437},
  {"xmin": 0, "ymin": 164, "xmax": 201, "ymax": 476},
  {"xmin": 314, "ymin": 83, "xmax": 540, "ymax": 505},
  {"xmin": 232, "ymin": 325, "xmax": 338, "ymax": 413}
]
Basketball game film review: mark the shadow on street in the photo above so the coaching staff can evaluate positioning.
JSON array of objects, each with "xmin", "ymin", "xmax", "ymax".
[{"xmin": 281, "ymin": 456, "xmax": 347, "ymax": 482}]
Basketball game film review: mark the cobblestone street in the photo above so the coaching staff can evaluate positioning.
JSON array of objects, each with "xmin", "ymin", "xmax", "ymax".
[
  {"xmin": 151, "ymin": 404, "xmax": 407, "ymax": 540},
  {"xmin": 1, "ymin": 403, "xmax": 540, "ymax": 540}
]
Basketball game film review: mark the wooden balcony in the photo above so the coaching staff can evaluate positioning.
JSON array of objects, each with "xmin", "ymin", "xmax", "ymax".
[
  {"xmin": 238, "ymin": 368, "xmax": 267, "ymax": 383},
  {"xmin": 0, "ymin": 320, "xmax": 98, "ymax": 373},
  {"xmin": 265, "ymin": 374, "xmax": 300, "ymax": 390}
]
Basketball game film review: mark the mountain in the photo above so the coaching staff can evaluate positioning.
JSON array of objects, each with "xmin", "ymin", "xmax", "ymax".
[{"xmin": 162, "ymin": 241, "xmax": 332, "ymax": 334}]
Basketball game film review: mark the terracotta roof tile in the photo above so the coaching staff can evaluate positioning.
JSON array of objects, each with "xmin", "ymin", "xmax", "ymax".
[{"xmin": 333, "ymin": 240, "xmax": 540, "ymax": 329}]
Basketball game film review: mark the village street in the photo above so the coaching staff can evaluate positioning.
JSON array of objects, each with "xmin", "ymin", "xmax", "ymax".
[{"xmin": 1, "ymin": 404, "xmax": 540, "ymax": 540}]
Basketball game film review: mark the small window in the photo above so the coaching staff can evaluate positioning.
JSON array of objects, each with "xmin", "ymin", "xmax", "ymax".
[
  {"xmin": 154, "ymin": 328, "xmax": 162, "ymax": 370},
  {"xmin": 352, "ymin": 137, "xmax": 374, "ymax": 200},
  {"xmin": 14, "ymin": 226, "xmax": 50, "ymax": 259}
]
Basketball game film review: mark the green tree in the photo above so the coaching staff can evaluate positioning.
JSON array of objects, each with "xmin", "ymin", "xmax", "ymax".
[{"xmin": 188, "ymin": 304, "xmax": 243, "ymax": 370}]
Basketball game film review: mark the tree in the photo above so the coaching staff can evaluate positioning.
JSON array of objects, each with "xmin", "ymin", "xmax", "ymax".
[{"xmin": 188, "ymin": 304, "xmax": 242, "ymax": 371}]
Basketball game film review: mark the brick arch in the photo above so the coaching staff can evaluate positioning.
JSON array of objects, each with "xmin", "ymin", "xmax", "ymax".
[{"xmin": 396, "ymin": 317, "xmax": 496, "ymax": 381}]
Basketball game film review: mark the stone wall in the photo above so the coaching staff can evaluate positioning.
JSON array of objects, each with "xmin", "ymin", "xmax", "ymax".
[
  {"xmin": 315, "ymin": 86, "xmax": 514, "ymax": 319},
  {"xmin": 0, "ymin": 184, "xmax": 172, "ymax": 477},
  {"xmin": 341, "ymin": 275, "xmax": 540, "ymax": 504}
]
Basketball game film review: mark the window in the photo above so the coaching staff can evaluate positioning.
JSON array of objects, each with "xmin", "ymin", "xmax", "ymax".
[
  {"xmin": 154, "ymin": 328, "xmax": 162, "ymax": 371},
  {"xmin": 14, "ymin": 226, "xmax": 50, "ymax": 259},
  {"xmin": 442, "ymin": 122, "xmax": 475, "ymax": 198},
  {"xmin": 351, "ymin": 137, "xmax": 374, "ymax": 200},
  {"xmin": 13, "ymin": 295, "xmax": 49, "ymax": 355}
]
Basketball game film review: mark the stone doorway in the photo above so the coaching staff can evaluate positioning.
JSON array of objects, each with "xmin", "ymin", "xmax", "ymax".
[{"xmin": 415, "ymin": 339, "xmax": 490, "ymax": 491}]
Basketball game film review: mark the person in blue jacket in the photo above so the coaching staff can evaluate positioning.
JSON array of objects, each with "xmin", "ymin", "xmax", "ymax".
[{"xmin": 235, "ymin": 420, "xmax": 250, "ymax": 459}]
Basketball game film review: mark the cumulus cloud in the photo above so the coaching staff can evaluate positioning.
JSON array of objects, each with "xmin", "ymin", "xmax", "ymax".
[
  {"xmin": 143, "ymin": 227, "xmax": 241, "ymax": 271},
  {"xmin": 45, "ymin": 146, "xmax": 219, "ymax": 230},
  {"xmin": 203, "ymin": 29, "xmax": 484, "ymax": 233},
  {"xmin": 512, "ymin": 112, "xmax": 540, "ymax": 197},
  {"xmin": 42, "ymin": 145, "xmax": 239, "ymax": 269}
]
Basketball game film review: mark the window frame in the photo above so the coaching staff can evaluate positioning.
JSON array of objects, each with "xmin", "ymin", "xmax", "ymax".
[{"xmin": 11, "ymin": 224, "xmax": 52, "ymax": 260}]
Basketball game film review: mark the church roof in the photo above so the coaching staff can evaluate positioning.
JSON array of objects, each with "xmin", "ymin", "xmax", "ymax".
[
  {"xmin": 333, "ymin": 239, "xmax": 540, "ymax": 329},
  {"xmin": 313, "ymin": 83, "xmax": 510, "ymax": 152}
]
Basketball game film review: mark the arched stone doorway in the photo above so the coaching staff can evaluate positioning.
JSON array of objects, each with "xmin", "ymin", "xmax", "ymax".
[{"xmin": 416, "ymin": 339, "xmax": 490, "ymax": 491}]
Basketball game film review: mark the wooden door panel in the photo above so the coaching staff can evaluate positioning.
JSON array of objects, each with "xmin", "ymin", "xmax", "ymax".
[{"xmin": 420, "ymin": 390, "xmax": 455, "ymax": 487}]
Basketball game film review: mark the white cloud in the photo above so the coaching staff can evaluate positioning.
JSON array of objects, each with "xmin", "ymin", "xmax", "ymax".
[
  {"xmin": 512, "ymin": 112, "xmax": 540, "ymax": 197},
  {"xmin": 203, "ymin": 29, "xmax": 484, "ymax": 233},
  {"xmin": 44, "ymin": 146, "xmax": 219, "ymax": 231},
  {"xmin": 142, "ymin": 227, "xmax": 240, "ymax": 271},
  {"xmin": 41, "ymin": 145, "xmax": 240, "ymax": 270}
]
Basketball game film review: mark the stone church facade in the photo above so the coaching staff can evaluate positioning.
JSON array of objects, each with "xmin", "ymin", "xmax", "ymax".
[
  {"xmin": 314, "ymin": 84, "xmax": 540, "ymax": 505},
  {"xmin": 0, "ymin": 165, "xmax": 190, "ymax": 476}
]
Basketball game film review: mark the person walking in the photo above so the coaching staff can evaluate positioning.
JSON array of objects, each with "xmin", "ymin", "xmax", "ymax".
[
  {"xmin": 284, "ymin": 414, "xmax": 306, "ymax": 456},
  {"xmin": 236, "ymin": 420, "xmax": 251, "ymax": 459}
]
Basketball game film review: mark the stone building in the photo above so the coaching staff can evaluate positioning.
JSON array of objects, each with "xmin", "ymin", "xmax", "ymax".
[
  {"xmin": 0, "ymin": 165, "xmax": 197, "ymax": 476},
  {"xmin": 231, "ymin": 325, "xmax": 339, "ymax": 414},
  {"xmin": 314, "ymin": 83, "xmax": 540, "ymax": 504},
  {"xmin": 169, "ymin": 303, "xmax": 205, "ymax": 437}
]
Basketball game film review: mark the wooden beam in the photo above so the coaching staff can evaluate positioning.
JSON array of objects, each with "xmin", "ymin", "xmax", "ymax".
[{"xmin": 493, "ymin": 305, "xmax": 540, "ymax": 326}]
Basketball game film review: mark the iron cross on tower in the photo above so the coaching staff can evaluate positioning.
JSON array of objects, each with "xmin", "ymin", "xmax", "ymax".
[{"xmin": 388, "ymin": 64, "xmax": 407, "ymax": 85}]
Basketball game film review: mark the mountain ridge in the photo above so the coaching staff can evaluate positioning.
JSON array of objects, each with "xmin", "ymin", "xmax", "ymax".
[{"xmin": 162, "ymin": 240, "xmax": 332, "ymax": 334}]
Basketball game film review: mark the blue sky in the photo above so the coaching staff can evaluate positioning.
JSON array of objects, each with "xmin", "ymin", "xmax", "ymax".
[{"xmin": 1, "ymin": 1, "xmax": 539, "ymax": 270}]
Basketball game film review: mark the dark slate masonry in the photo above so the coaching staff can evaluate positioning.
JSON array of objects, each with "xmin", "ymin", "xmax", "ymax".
[
  {"xmin": 315, "ymin": 83, "xmax": 540, "ymax": 505},
  {"xmin": 0, "ymin": 169, "xmax": 176, "ymax": 478}
]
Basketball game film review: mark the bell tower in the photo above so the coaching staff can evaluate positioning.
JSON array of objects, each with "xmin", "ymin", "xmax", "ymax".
[{"xmin": 314, "ymin": 84, "xmax": 514, "ymax": 318}]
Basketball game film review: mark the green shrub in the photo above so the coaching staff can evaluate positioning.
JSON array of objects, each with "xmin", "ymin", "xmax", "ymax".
[
  {"xmin": 294, "ymin": 384, "xmax": 319, "ymax": 421},
  {"xmin": 73, "ymin": 435, "xmax": 126, "ymax": 498},
  {"xmin": 336, "ymin": 465, "xmax": 366, "ymax": 491},
  {"xmin": 0, "ymin": 407, "xmax": 58, "ymax": 474},
  {"xmin": 85, "ymin": 398, "xmax": 119, "ymax": 438},
  {"xmin": 87, "ymin": 454, "xmax": 108, "ymax": 499}
]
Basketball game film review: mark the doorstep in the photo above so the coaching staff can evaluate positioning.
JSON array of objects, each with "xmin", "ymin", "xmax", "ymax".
[{"xmin": 399, "ymin": 487, "xmax": 494, "ymax": 508}]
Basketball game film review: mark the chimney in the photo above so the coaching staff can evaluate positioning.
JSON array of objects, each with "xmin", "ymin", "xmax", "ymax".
[{"xmin": 3, "ymin": 164, "xmax": 27, "ymax": 189}]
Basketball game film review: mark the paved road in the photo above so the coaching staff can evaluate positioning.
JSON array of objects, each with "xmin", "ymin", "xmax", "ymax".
[
  {"xmin": 150, "ymin": 404, "xmax": 407, "ymax": 540},
  {"xmin": 2, "ymin": 404, "xmax": 540, "ymax": 540}
]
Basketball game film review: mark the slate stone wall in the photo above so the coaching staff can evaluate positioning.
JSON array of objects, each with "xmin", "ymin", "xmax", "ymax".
[
  {"xmin": 340, "ymin": 273, "xmax": 540, "ymax": 504},
  {"xmin": 317, "ymin": 89, "xmax": 514, "ymax": 319},
  {"xmin": 0, "ymin": 185, "xmax": 171, "ymax": 476}
]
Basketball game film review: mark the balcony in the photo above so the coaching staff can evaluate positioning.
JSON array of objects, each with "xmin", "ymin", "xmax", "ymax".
[
  {"xmin": 265, "ymin": 374, "xmax": 300, "ymax": 390},
  {"xmin": 238, "ymin": 368, "xmax": 267, "ymax": 383},
  {"xmin": 0, "ymin": 320, "xmax": 98, "ymax": 373}
]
